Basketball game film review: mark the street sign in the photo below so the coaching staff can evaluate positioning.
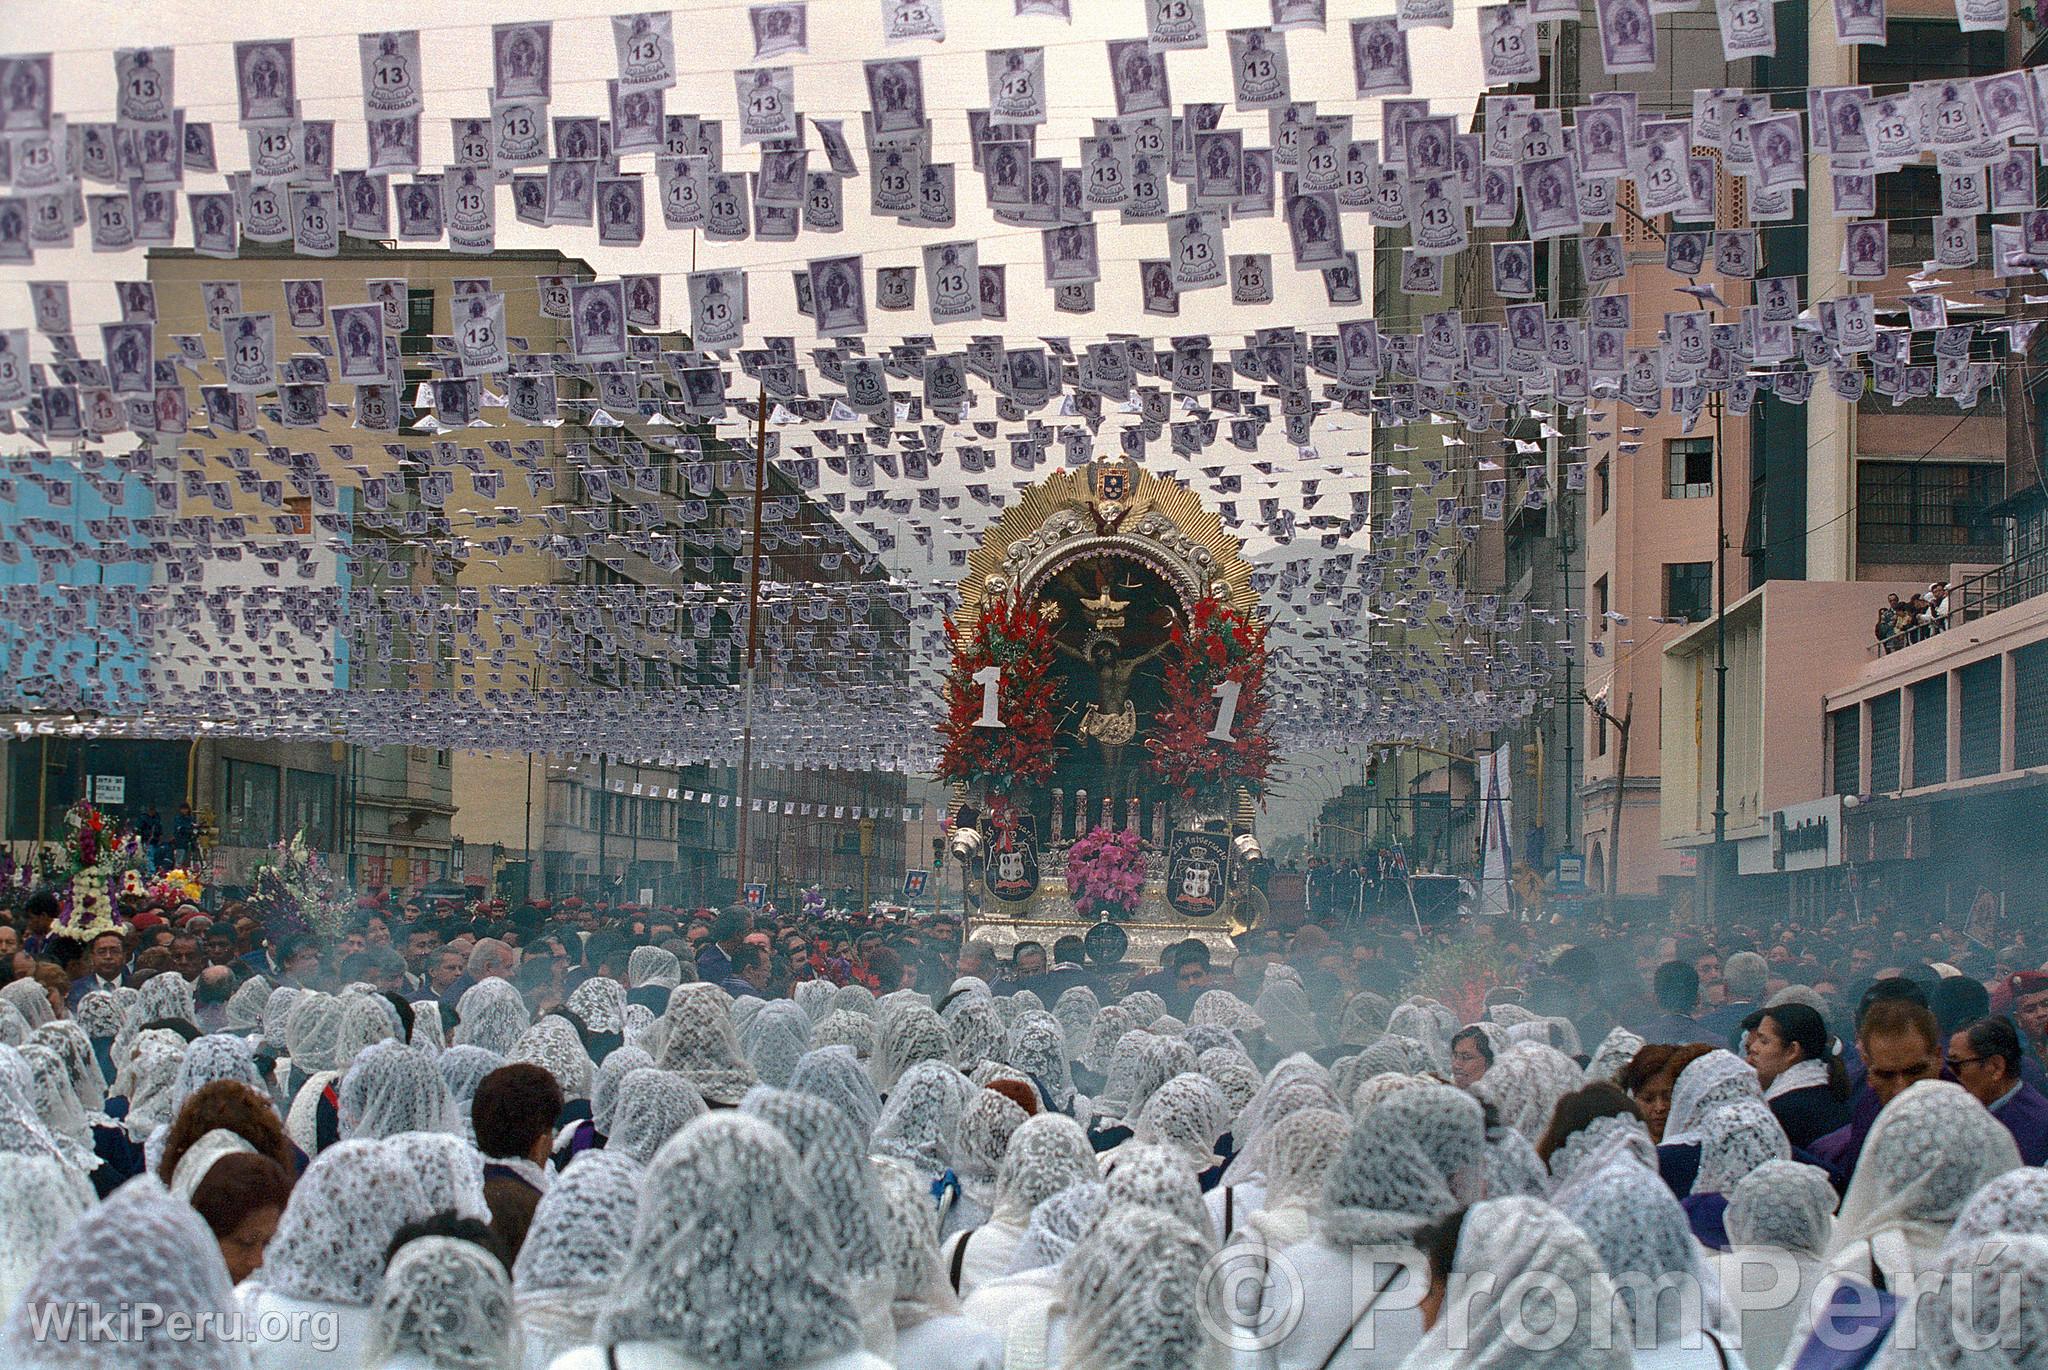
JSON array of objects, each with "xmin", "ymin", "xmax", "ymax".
[
  {"xmin": 90, "ymin": 775, "xmax": 125, "ymax": 805},
  {"xmin": 902, "ymin": 869, "xmax": 928, "ymax": 899},
  {"xmin": 1554, "ymin": 850, "xmax": 1585, "ymax": 890},
  {"xmin": 743, "ymin": 882, "xmax": 767, "ymax": 910}
]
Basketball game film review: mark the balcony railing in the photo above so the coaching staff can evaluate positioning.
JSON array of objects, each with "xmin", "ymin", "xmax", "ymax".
[{"xmin": 1875, "ymin": 545, "xmax": 2048, "ymax": 654}]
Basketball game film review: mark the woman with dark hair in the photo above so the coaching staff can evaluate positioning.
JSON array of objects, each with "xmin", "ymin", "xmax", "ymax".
[
  {"xmin": 189, "ymin": 1150, "xmax": 295, "ymax": 1282},
  {"xmin": 1617, "ymin": 1041, "xmax": 1713, "ymax": 1144},
  {"xmin": 158, "ymin": 1078, "xmax": 298, "ymax": 1187},
  {"xmin": 1448, "ymin": 1025, "xmax": 1493, "ymax": 1089},
  {"xmin": 1743, "ymin": 1002, "xmax": 1850, "ymax": 1150},
  {"xmin": 1534, "ymin": 1080, "xmax": 1643, "ymax": 1167}
]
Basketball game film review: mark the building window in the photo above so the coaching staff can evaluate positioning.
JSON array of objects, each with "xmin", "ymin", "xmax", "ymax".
[
  {"xmin": 1592, "ymin": 703, "xmax": 1607, "ymax": 757},
  {"xmin": 1869, "ymin": 691, "xmax": 1902, "ymax": 793},
  {"xmin": 400, "ymin": 288, "xmax": 435, "ymax": 356},
  {"xmin": 1856, "ymin": 461, "xmax": 2003, "ymax": 556},
  {"xmin": 223, "ymin": 760, "xmax": 280, "ymax": 848},
  {"xmin": 1667, "ymin": 439, "xmax": 1714, "ymax": 499},
  {"xmin": 283, "ymin": 769, "xmax": 335, "ymax": 851},
  {"xmin": 1594, "ymin": 574, "xmax": 1609, "ymax": 624},
  {"xmin": 1596, "ymin": 458, "xmax": 1610, "ymax": 514},
  {"xmin": 1665, "ymin": 562, "xmax": 1714, "ymax": 623},
  {"xmin": 1910, "ymin": 676, "xmax": 1947, "ymax": 788},
  {"xmin": 1830, "ymin": 705, "xmax": 1861, "ymax": 796}
]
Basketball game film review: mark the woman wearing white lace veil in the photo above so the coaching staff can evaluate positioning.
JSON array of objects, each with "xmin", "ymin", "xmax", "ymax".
[
  {"xmin": 505, "ymin": 1015, "xmax": 594, "ymax": 1103},
  {"xmin": 1682, "ymin": 1098, "xmax": 1790, "ymax": 1251},
  {"xmin": 332, "ymin": 992, "xmax": 401, "ymax": 1067},
  {"xmin": 1941, "ymin": 1165, "xmax": 2048, "ymax": 1252},
  {"xmin": 809, "ymin": 1009, "xmax": 876, "ymax": 1061},
  {"xmin": 1, "ymin": 1175, "xmax": 251, "ymax": 1370},
  {"xmin": 1094, "ymin": 1032, "xmax": 1198, "ymax": 1135},
  {"xmin": 172, "ymin": 1034, "xmax": 269, "ymax": 1120},
  {"xmin": 581, "ymin": 1048, "xmax": 651, "ymax": 1154},
  {"xmin": 873, "ymin": 1001, "xmax": 954, "ymax": 1094},
  {"xmin": 136, "ymin": 969, "xmax": 198, "ymax": 1027},
  {"xmin": 651, "ymin": 984, "xmax": 757, "ymax": 1105},
  {"xmin": 1053, "ymin": 987, "xmax": 1098, "ymax": 1055},
  {"xmin": 1385, "ymin": 1003, "xmax": 1451, "ymax": 1072},
  {"xmin": 338, "ymin": 1038, "xmax": 456, "ymax": 1140},
  {"xmin": 743, "ymin": 1086, "xmax": 896, "ymax": 1355},
  {"xmin": 1587, "ymin": 1027, "xmax": 1646, "ymax": 1084},
  {"xmin": 1007, "ymin": 1014, "xmax": 1076, "ymax": 1113},
  {"xmin": 1708, "ymin": 1161, "xmax": 1836, "ymax": 1370},
  {"xmin": 0, "ymin": 977, "xmax": 55, "ymax": 1032},
  {"xmin": 383, "ymin": 1131, "xmax": 490, "ymax": 1223},
  {"xmin": 0, "ymin": 1152, "xmax": 88, "ymax": 1315},
  {"xmin": 1252, "ymin": 1081, "xmax": 1486, "ymax": 1370},
  {"xmin": 1397, "ymin": 1195, "xmax": 1631, "ymax": 1370},
  {"xmin": 627, "ymin": 946, "xmax": 681, "ymax": 996},
  {"xmin": 108, "ymin": 1028, "xmax": 183, "ymax": 1179},
  {"xmin": 0, "ymin": 1000, "xmax": 29, "ymax": 1050},
  {"xmin": 1253, "ymin": 969, "xmax": 1325, "ymax": 1055},
  {"xmin": 74, "ymin": 988, "xmax": 124, "ymax": 1082},
  {"xmin": 241, "ymin": 1137, "xmax": 432, "ymax": 1369},
  {"xmin": 946, "ymin": 995, "xmax": 1009, "ymax": 1075},
  {"xmin": 224, "ymin": 976, "xmax": 271, "ymax": 1035},
  {"xmin": 1077, "ymin": 1006, "xmax": 1138, "ymax": 1084},
  {"xmin": 958, "ymin": 1182, "xmax": 1110, "ymax": 1337},
  {"xmin": 1657, "ymin": 1049, "xmax": 1762, "ymax": 1198},
  {"xmin": 282, "ymin": 993, "xmax": 344, "ymax": 1106},
  {"xmin": 942, "ymin": 1112, "xmax": 1098, "ymax": 1300},
  {"xmin": 1116, "ymin": 1071, "xmax": 1233, "ymax": 1175},
  {"xmin": 872, "ymin": 1158, "xmax": 1003, "ymax": 1369},
  {"xmin": 514, "ymin": 1149, "xmax": 643, "ymax": 1370},
  {"xmin": 1824, "ymin": 1079, "xmax": 2019, "ymax": 1289},
  {"xmin": 553, "ymin": 1112, "xmax": 891, "ymax": 1370},
  {"xmin": 437, "ymin": 1045, "xmax": 503, "ymax": 1142},
  {"xmin": 17, "ymin": 1042, "xmax": 103, "ymax": 1188},
  {"xmin": 739, "ymin": 999, "xmax": 813, "ymax": 1089},
  {"xmin": 32, "ymin": 1020, "xmax": 108, "ymax": 1131},
  {"xmin": 1020, "ymin": 1206, "xmax": 1222, "ymax": 1370},
  {"xmin": 565, "ymin": 976, "xmax": 627, "ymax": 1042},
  {"xmin": 1230, "ymin": 1106, "xmax": 1349, "ymax": 1254},
  {"xmin": 873, "ymin": 1058, "xmax": 976, "ymax": 1184},
  {"xmin": 1869, "ymin": 1233, "xmax": 2048, "ymax": 1370},
  {"xmin": 1470, "ymin": 1041, "xmax": 1585, "ymax": 1142},
  {"xmin": 452, "ymin": 979, "xmax": 530, "ymax": 1056},
  {"xmin": 1197, "ymin": 1047, "xmax": 1261, "ymax": 1127},
  {"xmin": 603, "ymin": 1068, "xmax": 707, "ymax": 1164},
  {"xmin": 1555, "ymin": 1155, "xmax": 1736, "ymax": 1368},
  {"xmin": 364, "ymin": 1235, "xmax": 518, "ymax": 1370},
  {"xmin": 789, "ymin": 1044, "xmax": 884, "ymax": 1140},
  {"xmin": 1207, "ymin": 1059, "xmax": 1341, "ymax": 1239},
  {"xmin": 944, "ymin": 1086, "xmax": 1032, "ymax": 1239}
]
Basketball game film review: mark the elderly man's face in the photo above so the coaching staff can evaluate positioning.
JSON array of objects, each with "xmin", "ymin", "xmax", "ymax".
[
  {"xmin": 10, "ymin": 951, "xmax": 35, "ymax": 982},
  {"xmin": 0, "ymin": 927, "xmax": 16, "ymax": 960},
  {"xmin": 206, "ymin": 930, "xmax": 237, "ymax": 965},
  {"xmin": 170, "ymin": 936, "xmax": 204, "ymax": 979},
  {"xmin": 1015, "ymin": 946, "xmax": 1046, "ymax": 976}
]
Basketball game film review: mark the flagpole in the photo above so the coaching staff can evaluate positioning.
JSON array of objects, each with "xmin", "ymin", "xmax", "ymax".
[{"xmin": 735, "ymin": 389, "xmax": 769, "ymax": 900}]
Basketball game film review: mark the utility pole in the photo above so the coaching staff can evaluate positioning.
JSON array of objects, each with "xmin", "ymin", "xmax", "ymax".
[
  {"xmin": 1709, "ymin": 395, "xmax": 1729, "ymax": 920},
  {"xmin": 735, "ymin": 391, "xmax": 770, "ymax": 896},
  {"xmin": 1583, "ymin": 690, "xmax": 1634, "ymax": 902}
]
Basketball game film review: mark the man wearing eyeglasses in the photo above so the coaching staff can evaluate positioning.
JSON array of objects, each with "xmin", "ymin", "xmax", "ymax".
[{"xmin": 1948, "ymin": 1016, "xmax": 2048, "ymax": 1165}]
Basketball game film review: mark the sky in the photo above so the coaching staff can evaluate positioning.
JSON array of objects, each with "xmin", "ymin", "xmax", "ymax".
[{"xmin": 0, "ymin": 0, "xmax": 1490, "ymax": 836}]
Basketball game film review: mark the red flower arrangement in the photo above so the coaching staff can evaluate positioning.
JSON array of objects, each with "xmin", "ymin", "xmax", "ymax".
[
  {"xmin": 1144, "ymin": 595, "xmax": 1276, "ymax": 810},
  {"xmin": 936, "ymin": 594, "xmax": 1064, "ymax": 796}
]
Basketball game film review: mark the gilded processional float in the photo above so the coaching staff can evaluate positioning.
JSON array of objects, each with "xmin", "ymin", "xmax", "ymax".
[{"xmin": 936, "ymin": 460, "xmax": 1276, "ymax": 957}]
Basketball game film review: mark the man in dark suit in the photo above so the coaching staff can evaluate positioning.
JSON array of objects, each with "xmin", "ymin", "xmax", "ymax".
[
  {"xmin": 1951, "ymin": 1015, "xmax": 2048, "ymax": 1166},
  {"xmin": 66, "ymin": 929, "xmax": 129, "ymax": 1006}
]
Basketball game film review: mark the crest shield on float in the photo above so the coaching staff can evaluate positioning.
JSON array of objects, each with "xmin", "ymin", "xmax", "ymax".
[
  {"xmin": 983, "ymin": 813, "xmax": 1041, "ymax": 904},
  {"xmin": 1165, "ymin": 828, "xmax": 1230, "ymax": 918}
]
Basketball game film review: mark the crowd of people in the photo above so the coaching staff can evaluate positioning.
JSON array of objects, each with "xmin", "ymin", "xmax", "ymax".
[
  {"xmin": 0, "ymin": 881, "xmax": 2043, "ymax": 1368},
  {"xmin": 1873, "ymin": 583, "xmax": 1956, "ymax": 652}
]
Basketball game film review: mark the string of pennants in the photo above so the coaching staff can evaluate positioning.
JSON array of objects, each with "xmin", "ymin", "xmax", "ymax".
[{"xmin": 1, "ymin": 0, "xmax": 2044, "ymax": 770}]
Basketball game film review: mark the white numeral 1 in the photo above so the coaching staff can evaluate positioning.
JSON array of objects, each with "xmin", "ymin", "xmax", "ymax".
[
  {"xmin": 972, "ymin": 664, "xmax": 1005, "ymax": 729},
  {"xmin": 1208, "ymin": 679, "xmax": 1241, "ymax": 741}
]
